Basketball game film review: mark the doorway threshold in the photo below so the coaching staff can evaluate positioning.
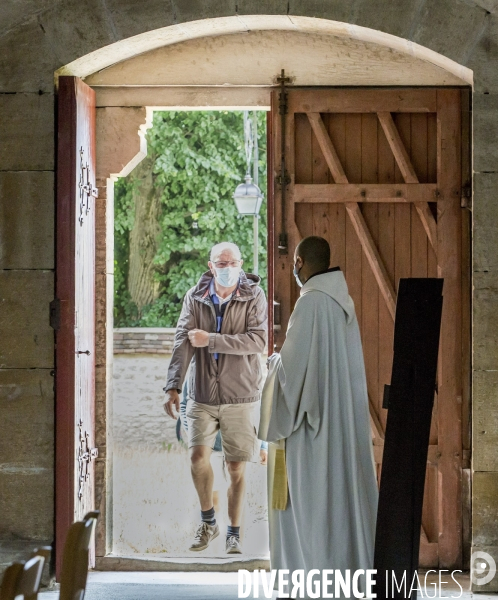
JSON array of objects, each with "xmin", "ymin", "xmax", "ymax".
[{"xmin": 96, "ymin": 554, "xmax": 270, "ymax": 572}]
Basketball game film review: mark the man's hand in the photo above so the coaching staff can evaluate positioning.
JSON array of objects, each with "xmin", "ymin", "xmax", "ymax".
[
  {"xmin": 164, "ymin": 389, "xmax": 180, "ymax": 419},
  {"xmin": 188, "ymin": 329, "xmax": 209, "ymax": 347},
  {"xmin": 260, "ymin": 448, "xmax": 268, "ymax": 465}
]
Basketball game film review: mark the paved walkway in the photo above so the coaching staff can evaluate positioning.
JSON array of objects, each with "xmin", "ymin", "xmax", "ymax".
[{"xmin": 38, "ymin": 570, "xmax": 496, "ymax": 600}]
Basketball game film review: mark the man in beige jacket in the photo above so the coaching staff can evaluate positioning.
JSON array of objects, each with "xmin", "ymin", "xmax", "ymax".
[{"xmin": 164, "ymin": 242, "xmax": 267, "ymax": 554}]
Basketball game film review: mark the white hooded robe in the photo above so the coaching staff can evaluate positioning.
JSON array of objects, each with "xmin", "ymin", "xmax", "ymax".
[{"xmin": 261, "ymin": 270, "xmax": 378, "ymax": 596}]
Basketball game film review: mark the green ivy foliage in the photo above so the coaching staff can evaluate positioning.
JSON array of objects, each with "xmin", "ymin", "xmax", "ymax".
[{"xmin": 114, "ymin": 110, "xmax": 267, "ymax": 327}]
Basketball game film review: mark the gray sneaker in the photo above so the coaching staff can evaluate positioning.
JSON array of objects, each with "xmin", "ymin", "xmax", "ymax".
[
  {"xmin": 226, "ymin": 535, "xmax": 242, "ymax": 554},
  {"xmin": 189, "ymin": 521, "xmax": 219, "ymax": 551}
]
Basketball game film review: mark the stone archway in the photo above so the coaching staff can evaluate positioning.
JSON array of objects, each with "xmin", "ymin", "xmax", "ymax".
[{"xmin": 66, "ymin": 16, "xmax": 473, "ymax": 571}]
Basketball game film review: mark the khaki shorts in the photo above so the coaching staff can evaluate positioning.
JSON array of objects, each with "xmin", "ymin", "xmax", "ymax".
[{"xmin": 186, "ymin": 400, "xmax": 260, "ymax": 462}]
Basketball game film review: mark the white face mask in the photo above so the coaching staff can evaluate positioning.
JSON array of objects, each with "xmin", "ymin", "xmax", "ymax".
[{"xmin": 214, "ymin": 266, "xmax": 240, "ymax": 288}]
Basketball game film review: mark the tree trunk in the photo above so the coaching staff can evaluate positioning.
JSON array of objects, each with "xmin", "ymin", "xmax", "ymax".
[{"xmin": 128, "ymin": 155, "xmax": 162, "ymax": 314}]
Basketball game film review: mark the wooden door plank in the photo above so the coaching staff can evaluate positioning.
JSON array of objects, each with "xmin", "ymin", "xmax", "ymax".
[
  {"xmin": 312, "ymin": 204, "xmax": 330, "ymax": 240},
  {"xmin": 361, "ymin": 113, "xmax": 382, "ymax": 432},
  {"xmin": 295, "ymin": 203, "xmax": 314, "ymax": 239},
  {"xmin": 422, "ymin": 463, "xmax": 439, "ymax": 545},
  {"xmin": 345, "ymin": 114, "xmax": 362, "ymax": 183},
  {"xmin": 293, "ymin": 107, "xmax": 313, "ymax": 289},
  {"xmin": 345, "ymin": 205, "xmax": 363, "ymax": 335},
  {"xmin": 393, "ymin": 201, "xmax": 411, "ymax": 435},
  {"xmin": 379, "ymin": 111, "xmax": 437, "ymax": 252},
  {"xmin": 285, "ymin": 108, "xmax": 303, "ymax": 319},
  {"xmin": 345, "ymin": 202, "xmax": 396, "ymax": 320},
  {"xmin": 411, "ymin": 112, "xmax": 429, "ymax": 184},
  {"xmin": 377, "ymin": 117, "xmax": 396, "ymax": 442},
  {"xmin": 294, "ymin": 113, "xmax": 313, "ymax": 185},
  {"xmin": 378, "ymin": 111, "xmax": 419, "ymax": 184},
  {"xmin": 428, "ymin": 113, "xmax": 438, "ymax": 184},
  {"xmin": 344, "ymin": 111, "xmax": 366, "ymax": 401},
  {"xmin": 360, "ymin": 194, "xmax": 380, "ymax": 439},
  {"xmin": 293, "ymin": 110, "xmax": 313, "ymax": 320},
  {"xmin": 412, "ymin": 113, "xmax": 438, "ymax": 255},
  {"xmin": 331, "ymin": 204, "xmax": 347, "ymax": 271},
  {"xmin": 427, "ymin": 112, "xmax": 439, "ymax": 274},
  {"xmin": 328, "ymin": 114, "xmax": 347, "ymax": 272},
  {"xmin": 288, "ymin": 88, "xmax": 438, "ymax": 114},
  {"xmin": 411, "ymin": 207, "xmax": 429, "ymax": 279},
  {"xmin": 329, "ymin": 113, "xmax": 347, "ymax": 176},
  {"xmin": 307, "ymin": 112, "xmax": 348, "ymax": 183},
  {"xmin": 292, "ymin": 183, "xmax": 437, "ymax": 203},
  {"xmin": 436, "ymin": 88, "xmax": 463, "ymax": 569},
  {"xmin": 311, "ymin": 113, "xmax": 330, "ymax": 185},
  {"xmin": 422, "ymin": 102, "xmax": 439, "ymax": 467},
  {"xmin": 414, "ymin": 202, "xmax": 438, "ymax": 250}
]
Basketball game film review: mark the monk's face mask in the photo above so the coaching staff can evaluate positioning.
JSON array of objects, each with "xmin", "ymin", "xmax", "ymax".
[{"xmin": 293, "ymin": 259, "xmax": 304, "ymax": 288}]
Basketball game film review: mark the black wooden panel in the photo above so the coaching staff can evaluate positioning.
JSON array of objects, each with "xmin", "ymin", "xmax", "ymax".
[{"xmin": 374, "ymin": 278, "xmax": 443, "ymax": 599}]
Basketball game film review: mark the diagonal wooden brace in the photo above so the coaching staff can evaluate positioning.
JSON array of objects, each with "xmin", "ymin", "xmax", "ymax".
[
  {"xmin": 377, "ymin": 111, "xmax": 438, "ymax": 252},
  {"xmin": 345, "ymin": 202, "xmax": 397, "ymax": 320},
  {"xmin": 307, "ymin": 112, "xmax": 348, "ymax": 184},
  {"xmin": 306, "ymin": 111, "xmax": 397, "ymax": 321}
]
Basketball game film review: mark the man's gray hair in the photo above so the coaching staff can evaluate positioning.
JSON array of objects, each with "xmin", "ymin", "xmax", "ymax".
[{"xmin": 210, "ymin": 242, "xmax": 242, "ymax": 262}]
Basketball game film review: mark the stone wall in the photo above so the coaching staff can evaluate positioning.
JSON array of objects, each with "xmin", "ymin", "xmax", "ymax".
[
  {"xmin": 113, "ymin": 328, "xmax": 176, "ymax": 355},
  {"xmin": 1, "ymin": 0, "xmax": 498, "ymax": 584},
  {"xmin": 112, "ymin": 349, "xmax": 176, "ymax": 449}
]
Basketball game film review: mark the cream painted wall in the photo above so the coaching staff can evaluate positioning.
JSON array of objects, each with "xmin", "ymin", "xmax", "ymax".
[{"xmin": 85, "ymin": 29, "xmax": 469, "ymax": 88}]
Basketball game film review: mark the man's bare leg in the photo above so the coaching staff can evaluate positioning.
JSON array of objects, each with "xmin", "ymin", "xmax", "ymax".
[
  {"xmin": 213, "ymin": 491, "xmax": 220, "ymax": 514},
  {"xmin": 189, "ymin": 445, "xmax": 219, "ymax": 552},
  {"xmin": 190, "ymin": 445, "xmax": 214, "ymax": 511},
  {"xmin": 226, "ymin": 460, "xmax": 246, "ymax": 526}
]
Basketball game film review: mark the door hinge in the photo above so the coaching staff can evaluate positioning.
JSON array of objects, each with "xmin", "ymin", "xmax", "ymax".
[
  {"xmin": 49, "ymin": 298, "xmax": 61, "ymax": 330},
  {"xmin": 461, "ymin": 184, "xmax": 472, "ymax": 210}
]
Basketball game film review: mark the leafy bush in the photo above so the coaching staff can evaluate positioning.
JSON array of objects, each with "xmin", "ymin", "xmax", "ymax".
[{"xmin": 114, "ymin": 110, "xmax": 267, "ymax": 327}]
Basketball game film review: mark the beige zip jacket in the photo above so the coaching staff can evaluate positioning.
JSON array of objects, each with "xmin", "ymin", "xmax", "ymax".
[{"xmin": 164, "ymin": 270, "xmax": 268, "ymax": 405}]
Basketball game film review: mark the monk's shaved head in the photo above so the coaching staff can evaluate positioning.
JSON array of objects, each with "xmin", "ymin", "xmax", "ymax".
[{"xmin": 295, "ymin": 236, "xmax": 330, "ymax": 271}]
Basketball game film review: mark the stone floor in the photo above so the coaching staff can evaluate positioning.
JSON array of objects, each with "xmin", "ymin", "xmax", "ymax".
[{"xmin": 37, "ymin": 570, "xmax": 498, "ymax": 600}]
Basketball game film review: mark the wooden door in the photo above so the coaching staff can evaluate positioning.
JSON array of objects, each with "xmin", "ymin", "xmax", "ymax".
[
  {"xmin": 270, "ymin": 88, "xmax": 467, "ymax": 569},
  {"xmin": 55, "ymin": 76, "xmax": 98, "ymax": 577}
]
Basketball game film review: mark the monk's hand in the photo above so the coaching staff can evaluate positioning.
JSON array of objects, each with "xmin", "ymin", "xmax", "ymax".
[
  {"xmin": 260, "ymin": 448, "xmax": 268, "ymax": 465},
  {"xmin": 188, "ymin": 329, "xmax": 209, "ymax": 347},
  {"xmin": 164, "ymin": 389, "xmax": 180, "ymax": 419}
]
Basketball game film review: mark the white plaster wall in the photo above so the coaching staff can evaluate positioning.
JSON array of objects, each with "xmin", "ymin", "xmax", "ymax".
[{"xmin": 112, "ymin": 353, "xmax": 269, "ymax": 558}]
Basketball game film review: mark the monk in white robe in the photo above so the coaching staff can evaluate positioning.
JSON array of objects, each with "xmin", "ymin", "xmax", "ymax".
[{"xmin": 260, "ymin": 236, "xmax": 378, "ymax": 597}]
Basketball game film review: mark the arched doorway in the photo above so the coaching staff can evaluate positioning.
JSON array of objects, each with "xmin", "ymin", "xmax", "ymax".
[{"xmin": 54, "ymin": 15, "xmax": 472, "ymax": 575}]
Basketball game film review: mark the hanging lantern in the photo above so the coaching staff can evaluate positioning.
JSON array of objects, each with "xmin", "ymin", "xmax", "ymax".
[{"xmin": 232, "ymin": 173, "xmax": 263, "ymax": 216}]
